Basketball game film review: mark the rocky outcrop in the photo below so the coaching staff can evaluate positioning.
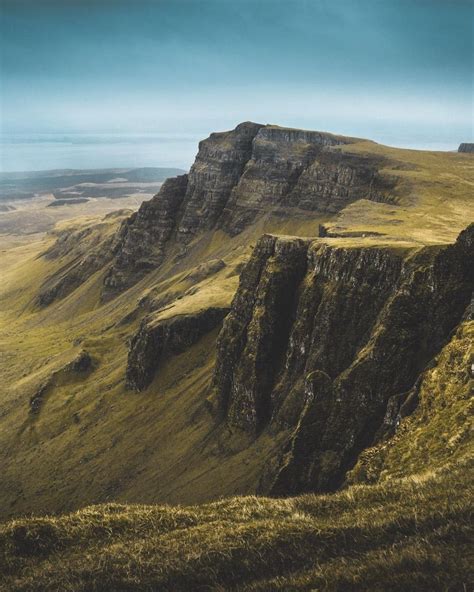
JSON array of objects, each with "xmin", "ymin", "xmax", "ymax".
[
  {"xmin": 213, "ymin": 224, "xmax": 474, "ymax": 494},
  {"xmin": 126, "ymin": 306, "xmax": 229, "ymax": 391},
  {"xmin": 219, "ymin": 129, "xmax": 394, "ymax": 234},
  {"xmin": 37, "ymin": 123, "xmax": 399, "ymax": 304},
  {"xmin": 458, "ymin": 143, "xmax": 474, "ymax": 153},
  {"xmin": 213, "ymin": 235, "xmax": 310, "ymax": 433},
  {"xmin": 103, "ymin": 174, "xmax": 188, "ymax": 296},
  {"xmin": 103, "ymin": 123, "xmax": 396, "ymax": 297},
  {"xmin": 29, "ymin": 350, "xmax": 93, "ymax": 414},
  {"xmin": 176, "ymin": 122, "xmax": 264, "ymax": 241}
]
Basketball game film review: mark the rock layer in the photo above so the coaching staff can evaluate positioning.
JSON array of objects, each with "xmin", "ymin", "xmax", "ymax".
[
  {"xmin": 103, "ymin": 123, "xmax": 395, "ymax": 296},
  {"xmin": 213, "ymin": 224, "xmax": 474, "ymax": 494},
  {"xmin": 103, "ymin": 174, "xmax": 189, "ymax": 296}
]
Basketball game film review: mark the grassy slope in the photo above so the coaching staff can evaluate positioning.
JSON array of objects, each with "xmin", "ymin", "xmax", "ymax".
[
  {"xmin": 2, "ymin": 323, "xmax": 472, "ymax": 590},
  {"xmin": 0, "ymin": 142, "xmax": 474, "ymax": 590},
  {"xmin": 332, "ymin": 143, "xmax": 474, "ymax": 245},
  {"xmin": 0, "ymin": 210, "xmax": 316, "ymax": 520},
  {"xmin": 1, "ymin": 459, "xmax": 471, "ymax": 591}
]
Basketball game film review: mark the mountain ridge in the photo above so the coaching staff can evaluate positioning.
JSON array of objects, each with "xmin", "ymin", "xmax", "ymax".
[{"xmin": 0, "ymin": 122, "xmax": 472, "ymax": 525}]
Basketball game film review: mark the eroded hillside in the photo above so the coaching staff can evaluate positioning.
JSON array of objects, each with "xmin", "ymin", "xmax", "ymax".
[{"xmin": 0, "ymin": 122, "xmax": 473, "ymax": 523}]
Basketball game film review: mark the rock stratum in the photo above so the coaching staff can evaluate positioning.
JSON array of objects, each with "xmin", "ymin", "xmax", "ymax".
[{"xmin": 39, "ymin": 122, "xmax": 397, "ymax": 305}]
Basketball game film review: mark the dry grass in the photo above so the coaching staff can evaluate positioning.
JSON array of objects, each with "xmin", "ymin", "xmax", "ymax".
[{"xmin": 1, "ymin": 458, "xmax": 472, "ymax": 591}]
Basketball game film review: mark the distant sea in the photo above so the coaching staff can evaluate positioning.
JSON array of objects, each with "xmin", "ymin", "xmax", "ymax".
[
  {"xmin": 0, "ymin": 133, "xmax": 200, "ymax": 173},
  {"xmin": 0, "ymin": 127, "xmax": 469, "ymax": 173}
]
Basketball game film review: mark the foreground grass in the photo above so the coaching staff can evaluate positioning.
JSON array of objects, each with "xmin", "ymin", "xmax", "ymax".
[{"xmin": 1, "ymin": 458, "xmax": 472, "ymax": 591}]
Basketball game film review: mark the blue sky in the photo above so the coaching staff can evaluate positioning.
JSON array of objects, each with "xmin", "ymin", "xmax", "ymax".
[{"xmin": 0, "ymin": 0, "xmax": 472, "ymax": 152}]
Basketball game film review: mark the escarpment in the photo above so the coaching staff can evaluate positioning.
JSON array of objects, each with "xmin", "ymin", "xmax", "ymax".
[
  {"xmin": 213, "ymin": 235, "xmax": 310, "ymax": 433},
  {"xmin": 213, "ymin": 224, "xmax": 473, "ymax": 494},
  {"xmin": 36, "ymin": 123, "xmax": 399, "ymax": 304},
  {"xmin": 102, "ymin": 123, "xmax": 396, "ymax": 297},
  {"xmin": 458, "ymin": 143, "xmax": 474, "ymax": 153},
  {"xmin": 176, "ymin": 121, "xmax": 264, "ymax": 241}
]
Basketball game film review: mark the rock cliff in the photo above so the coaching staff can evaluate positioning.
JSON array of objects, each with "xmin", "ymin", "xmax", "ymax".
[
  {"xmin": 103, "ymin": 174, "xmax": 189, "ymax": 296},
  {"xmin": 213, "ymin": 224, "xmax": 473, "ymax": 494},
  {"xmin": 103, "ymin": 123, "xmax": 396, "ymax": 297},
  {"xmin": 126, "ymin": 306, "xmax": 229, "ymax": 391}
]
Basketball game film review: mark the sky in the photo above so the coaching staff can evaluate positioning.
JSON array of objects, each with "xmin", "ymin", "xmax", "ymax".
[{"xmin": 0, "ymin": 0, "xmax": 472, "ymax": 169}]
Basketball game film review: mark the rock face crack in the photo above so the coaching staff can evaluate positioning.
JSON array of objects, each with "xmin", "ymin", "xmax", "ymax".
[{"xmin": 214, "ymin": 235, "xmax": 309, "ymax": 434}]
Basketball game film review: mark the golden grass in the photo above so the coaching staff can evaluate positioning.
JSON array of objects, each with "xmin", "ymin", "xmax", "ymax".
[{"xmin": 1, "ymin": 457, "xmax": 471, "ymax": 591}]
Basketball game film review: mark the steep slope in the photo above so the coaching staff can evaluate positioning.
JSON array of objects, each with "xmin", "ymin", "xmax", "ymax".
[
  {"xmin": 213, "ymin": 224, "xmax": 473, "ymax": 493},
  {"xmin": 0, "ymin": 123, "xmax": 473, "ymax": 523},
  {"xmin": 40, "ymin": 122, "xmax": 400, "ymax": 306},
  {"xmin": 348, "ymin": 318, "xmax": 474, "ymax": 485}
]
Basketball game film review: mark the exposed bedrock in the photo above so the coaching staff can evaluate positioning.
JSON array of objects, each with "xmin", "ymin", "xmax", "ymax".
[
  {"xmin": 103, "ymin": 123, "xmax": 396, "ymax": 296},
  {"xmin": 38, "ymin": 123, "xmax": 400, "ymax": 303},
  {"xmin": 213, "ymin": 224, "xmax": 474, "ymax": 494},
  {"xmin": 458, "ymin": 143, "xmax": 474, "ymax": 153},
  {"xmin": 176, "ymin": 121, "xmax": 264, "ymax": 241},
  {"xmin": 213, "ymin": 235, "xmax": 310, "ymax": 434},
  {"xmin": 126, "ymin": 306, "xmax": 230, "ymax": 391},
  {"xmin": 103, "ymin": 174, "xmax": 189, "ymax": 296},
  {"xmin": 219, "ymin": 129, "xmax": 394, "ymax": 234}
]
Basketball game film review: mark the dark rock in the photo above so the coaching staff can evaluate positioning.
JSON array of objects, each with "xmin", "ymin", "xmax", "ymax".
[
  {"xmin": 66, "ymin": 351, "xmax": 93, "ymax": 373},
  {"xmin": 176, "ymin": 122, "xmax": 264, "ymax": 242},
  {"xmin": 458, "ymin": 143, "xmax": 474, "ymax": 153},
  {"xmin": 126, "ymin": 306, "xmax": 230, "ymax": 391},
  {"xmin": 103, "ymin": 174, "xmax": 188, "ymax": 296},
  {"xmin": 29, "ymin": 383, "xmax": 49, "ymax": 414},
  {"xmin": 214, "ymin": 235, "xmax": 310, "ymax": 434},
  {"xmin": 213, "ymin": 224, "xmax": 474, "ymax": 494},
  {"xmin": 102, "ymin": 123, "xmax": 396, "ymax": 297}
]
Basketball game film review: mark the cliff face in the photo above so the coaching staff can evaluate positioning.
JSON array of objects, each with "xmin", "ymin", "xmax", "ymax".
[
  {"xmin": 176, "ymin": 121, "xmax": 264, "ymax": 241},
  {"xmin": 213, "ymin": 224, "xmax": 473, "ymax": 494},
  {"xmin": 102, "ymin": 123, "xmax": 395, "ymax": 297},
  {"xmin": 103, "ymin": 174, "xmax": 188, "ymax": 296},
  {"xmin": 126, "ymin": 306, "xmax": 229, "ymax": 391}
]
